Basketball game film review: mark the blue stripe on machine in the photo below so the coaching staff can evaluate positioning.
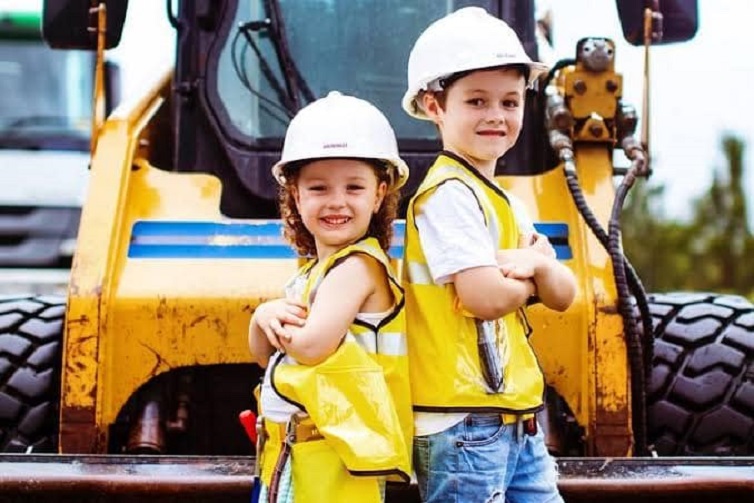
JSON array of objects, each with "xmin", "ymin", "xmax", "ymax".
[
  {"xmin": 128, "ymin": 220, "xmax": 567, "ymax": 260},
  {"xmin": 129, "ymin": 243, "xmax": 298, "ymax": 259},
  {"xmin": 129, "ymin": 220, "xmax": 405, "ymax": 259},
  {"xmin": 132, "ymin": 221, "xmax": 285, "ymax": 237}
]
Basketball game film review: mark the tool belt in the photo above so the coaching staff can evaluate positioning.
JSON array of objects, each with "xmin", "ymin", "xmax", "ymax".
[
  {"xmin": 257, "ymin": 414, "xmax": 324, "ymax": 503},
  {"xmin": 264, "ymin": 415, "xmax": 323, "ymax": 445}
]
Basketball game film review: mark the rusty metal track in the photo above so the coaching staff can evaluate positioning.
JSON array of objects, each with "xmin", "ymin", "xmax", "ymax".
[
  {"xmin": 0, "ymin": 455, "xmax": 753, "ymax": 502},
  {"xmin": 558, "ymin": 457, "xmax": 754, "ymax": 502},
  {"xmin": 0, "ymin": 455, "xmax": 249, "ymax": 495}
]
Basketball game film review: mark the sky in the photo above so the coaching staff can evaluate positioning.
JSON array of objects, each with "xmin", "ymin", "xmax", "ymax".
[{"xmin": 109, "ymin": 0, "xmax": 753, "ymax": 223}]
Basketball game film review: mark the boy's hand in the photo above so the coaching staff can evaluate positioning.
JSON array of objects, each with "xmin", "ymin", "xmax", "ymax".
[
  {"xmin": 254, "ymin": 299, "xmax": 307, "ymax": 350},
  {"xmin": 496, "ymin": 248, "xmax": 542, "ymax": 280},
  {"xmin": 519, "ymin": 232, "xmax": 556, "ymax": 260},
  {"xmin": 503, "ymin": 236, "xmax": 577, "ymax": 313}
]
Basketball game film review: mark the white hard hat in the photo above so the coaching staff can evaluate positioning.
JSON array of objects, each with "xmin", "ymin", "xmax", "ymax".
[
  {"xmin": 272, "ymin": 91, "xmax": 409, "ymax": 189},
  {"xmin": 402, "ymin": 7, "xmax": 549, "ymax": 120}
]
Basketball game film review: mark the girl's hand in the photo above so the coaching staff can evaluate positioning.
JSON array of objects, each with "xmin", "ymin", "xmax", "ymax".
[{"xmin": 254, "ymin": 299, "xmax": 307, "ymax": 350}]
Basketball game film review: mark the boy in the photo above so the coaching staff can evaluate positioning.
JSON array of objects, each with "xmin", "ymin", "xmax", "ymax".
[{"xmin": 401, "ymin": 7, "xmax": 577, "ymax": 503}]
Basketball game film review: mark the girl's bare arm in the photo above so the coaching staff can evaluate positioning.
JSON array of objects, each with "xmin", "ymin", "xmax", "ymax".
[
  {"xmin": 280, "ymin": 254, "xmax": 380, "ymax": 365},
  {"xmin": 248, "ymin": 298, "xmax": 307, "ymax": 367}
]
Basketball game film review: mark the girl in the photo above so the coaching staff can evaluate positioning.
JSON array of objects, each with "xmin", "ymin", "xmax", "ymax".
[{"xmin": 248, "ymin": 91, "xmax": 412, "ymax": 503}]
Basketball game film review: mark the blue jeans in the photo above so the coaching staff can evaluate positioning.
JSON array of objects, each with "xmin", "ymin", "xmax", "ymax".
[{"xmin": 413, "ymin": 414, "xmax": 563, "ymax": 503}]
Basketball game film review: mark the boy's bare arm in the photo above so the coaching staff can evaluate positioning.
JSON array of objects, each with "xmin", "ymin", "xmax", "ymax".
[
  {"xmin": 497, "ymin": 249, "xmax": 576, "ymax": 311},
  {"xmin": 520, "ymin": 232, "xmax": 556, "ymax": 259},
  {"xmin": 530, "ymin": 258, "xmax": 576, "ymax": 311},
  {"xmin": 454, "ymin": 265, "xmax": 536, "ymax": 320}
]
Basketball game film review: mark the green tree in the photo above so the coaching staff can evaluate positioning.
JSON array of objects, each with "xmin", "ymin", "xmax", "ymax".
[
  {"xmin": 621, "ymin": 133, "xmax": 753, "ymax": 297},
  {"xmin": 622, "ymin": 181, "xmax": 693, "ymax": 292},
  {"xmin": 686, "ymin": 134, "xmax": 752, "ymax": 294}
]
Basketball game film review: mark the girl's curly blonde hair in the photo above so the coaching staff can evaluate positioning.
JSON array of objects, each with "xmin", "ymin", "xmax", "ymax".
[{"xmin": 278, "ymin": 158, "xmax": 400, "ymax": 257}]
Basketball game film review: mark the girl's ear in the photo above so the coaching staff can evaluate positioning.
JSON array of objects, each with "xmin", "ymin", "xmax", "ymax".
[
  {"xmin": 374, "ymin": 181, "xmax": 387, "ymax": 214},
  {"xmin": 291, "ymin": 185, "xmax": 301, "ymax": 210}
]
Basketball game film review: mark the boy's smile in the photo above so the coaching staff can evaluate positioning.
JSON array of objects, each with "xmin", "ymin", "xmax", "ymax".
[
  {"xmin": 425, "ymin": 67, "xmax": 526, "ymax": 178},
  {"xmin": 477, "ymin": 129, "xmax": 506, "ymax": 137},
  {"xmin": 294, "ymin": 159, "xmax": 386, "ymax": 259}
]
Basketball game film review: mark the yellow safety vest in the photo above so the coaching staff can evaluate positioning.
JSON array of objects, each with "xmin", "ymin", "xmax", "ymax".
[
  {"xmin": 403, "ymin": 151, "xmax": 545, "ymax": 413},
  {"xmin": 267, "ymin": 237, "xmax": 412, "ymax": 490}
]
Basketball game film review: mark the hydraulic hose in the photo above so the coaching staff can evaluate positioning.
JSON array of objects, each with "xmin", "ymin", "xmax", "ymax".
[
  {"xmin": 544, "ymin": 51, "xmax": 653, "ymax": 453},
  {"xmin": 562, "ymin": 169, "xmax": 655, "ymax": 374},
  {"xmin": 608, "ymin": 155, "xmax": 649, "ymax": 456},
  {"xmin": 557, "ymin": 143, "xmax": 652, "ymax": 456},
  {"xmin": 166, "ymin": 0, "xmax": 180, "ymax": 29},
  {"xmin": 237, "ymin": 25, "xmax": 295, "ymax": 119}
]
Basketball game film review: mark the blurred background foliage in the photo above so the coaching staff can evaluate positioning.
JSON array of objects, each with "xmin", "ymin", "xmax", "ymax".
[{"xmin": 622, "ymin": 134, "xmax": 754, "ymax": 299}]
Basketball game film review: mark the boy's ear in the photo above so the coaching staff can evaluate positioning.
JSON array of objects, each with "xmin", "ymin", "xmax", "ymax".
[{"xmin": 421, "ymin": 92, "xmax": 442, "ymax": 122}]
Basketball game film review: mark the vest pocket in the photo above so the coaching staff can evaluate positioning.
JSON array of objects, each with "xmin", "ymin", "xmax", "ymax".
[{"xmin": 476, "ymin": 319, "xmax": 505, "ymax": 393}]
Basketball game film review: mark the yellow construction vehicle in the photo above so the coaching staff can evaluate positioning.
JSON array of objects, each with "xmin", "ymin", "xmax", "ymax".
[{"xmin": 1, "ymin": 0, "xmax": 753, "ymax": 502}]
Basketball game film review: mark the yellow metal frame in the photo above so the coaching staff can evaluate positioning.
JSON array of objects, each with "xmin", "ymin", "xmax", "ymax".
[
  {"xmin": 90, "ymin": 2, "xmax": 106, "ymax": 155},
  {"xmin": 59, "ymin": 72, "xmax": 296, "ymax": 452}
]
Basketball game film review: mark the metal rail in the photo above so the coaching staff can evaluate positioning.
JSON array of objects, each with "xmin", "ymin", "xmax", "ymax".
[{"xmin": 1, "ymin": 455, "xmax": 753, "ymax": 502}]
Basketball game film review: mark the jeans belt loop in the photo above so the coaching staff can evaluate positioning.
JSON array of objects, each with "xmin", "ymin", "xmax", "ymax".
[{"xmin": 523, "ymin": 417, "xmax": 538, "ymax": 436}]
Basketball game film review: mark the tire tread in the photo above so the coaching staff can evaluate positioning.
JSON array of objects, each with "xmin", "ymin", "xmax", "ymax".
[
  {"xmin": 0, "ymin": 295, "xmax": 65, "ymax": 453},
  {"xmin": 648, "ymin": 292, "xmax": 754, "ymax": 455}
]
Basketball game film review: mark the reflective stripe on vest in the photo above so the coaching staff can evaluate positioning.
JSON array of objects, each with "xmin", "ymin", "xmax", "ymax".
[{"xmin": 349, "ymin": 330, "xmax": 407, "ymax": 356}]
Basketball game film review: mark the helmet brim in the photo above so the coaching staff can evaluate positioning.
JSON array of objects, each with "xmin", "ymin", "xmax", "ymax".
[
  {"xmin": 271, "ymin": 157, "xmax": 409, "ymax": 190},
  {"xmin": 403, "ymin": 61, "xmax": 549, "ymax": 120}
]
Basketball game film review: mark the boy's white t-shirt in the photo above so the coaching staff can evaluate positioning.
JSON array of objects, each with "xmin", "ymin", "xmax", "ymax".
[{"xmin": 413, "ymin": 180, "xmax": 534, "ymax": 436}]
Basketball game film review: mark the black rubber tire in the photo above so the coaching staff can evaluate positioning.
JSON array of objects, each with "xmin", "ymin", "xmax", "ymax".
[
  {"xmin": 0, "ymin": 295, "xmax": 65, "ymax": 453},
  {"xmin": 647, "ymin": 292, "xmax": 754, "ymax": 455}
]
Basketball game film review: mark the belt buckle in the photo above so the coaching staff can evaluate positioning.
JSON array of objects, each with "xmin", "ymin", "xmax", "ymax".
[
  {"xmin": 523, "ymin": 417, "xmax": 538, "ymax": 436},
  {"xmin": 287, "ymin": 412, "xmax": 307, "ymax": 444}
]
